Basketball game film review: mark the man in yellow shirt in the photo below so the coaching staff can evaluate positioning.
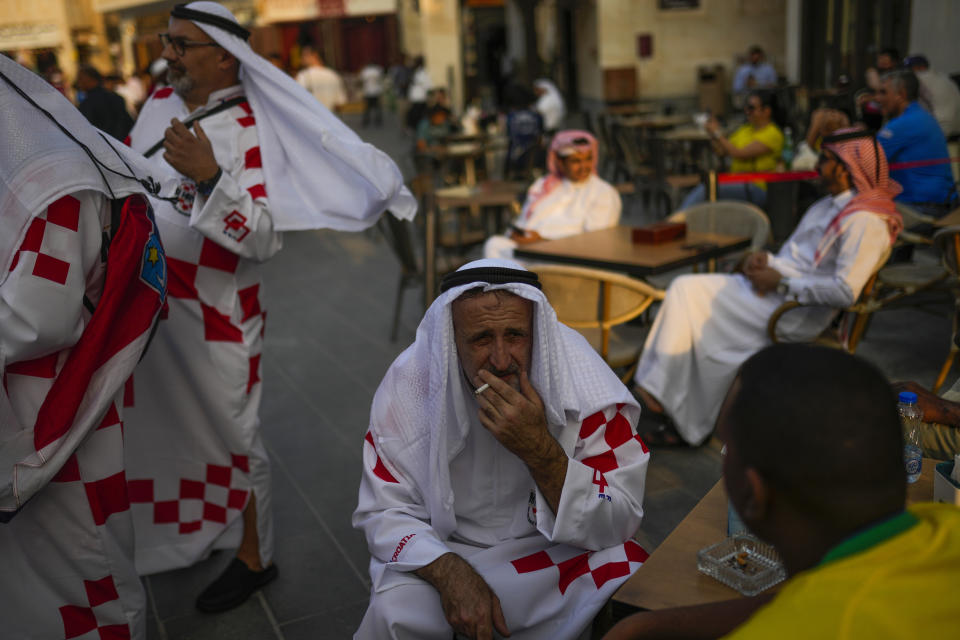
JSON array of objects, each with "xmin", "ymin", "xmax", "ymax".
[{"xmin": 606, "ymin": 344, "xmax": 960, "ymax": 639}]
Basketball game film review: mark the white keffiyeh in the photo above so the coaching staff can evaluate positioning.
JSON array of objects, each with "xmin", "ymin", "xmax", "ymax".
[
  {"xmin": 369, "ymin": 259, "xmax": 637, "ymax": 540},
  {"xmin": 175, "ymin": 2, "xmax": 416, "ymax": 231}
]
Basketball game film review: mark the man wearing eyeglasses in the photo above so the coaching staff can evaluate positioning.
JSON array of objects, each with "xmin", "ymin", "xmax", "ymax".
[
  {"xmin": 123, "ymin": 3, "xmax": 283, "ymax": 616},
  {"xmin": 123, "ymin": 0, "xmax": 413, "ymax": 616}
]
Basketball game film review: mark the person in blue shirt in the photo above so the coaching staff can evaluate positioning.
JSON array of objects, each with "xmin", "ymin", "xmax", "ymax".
[
  {"xmin": 732, "ymin": 46, "xmax": 778, "ymax": 94},
  {"xmin": 876, "ymin": 69, "xmax": 957, "ymax": 217}
]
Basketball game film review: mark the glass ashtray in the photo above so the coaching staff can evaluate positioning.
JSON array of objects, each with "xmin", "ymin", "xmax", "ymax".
[{"xmin": 697, "ymin": 534, "xmax": 786, "ymax": 596}]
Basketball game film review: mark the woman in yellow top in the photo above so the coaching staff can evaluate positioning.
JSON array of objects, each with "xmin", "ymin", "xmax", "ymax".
[{"xmin": 680, "ymin": 90, "xmax": 785, "ymax": 209}]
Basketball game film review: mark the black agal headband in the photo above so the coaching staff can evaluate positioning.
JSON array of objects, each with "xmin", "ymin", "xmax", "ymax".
[
  {"xmin": 171, "ymin": 4, "xmax": 251, "ymax": 41},
  {"xmin": 440, "ymin": 267, "xmax": 542, "ymax": 293}
]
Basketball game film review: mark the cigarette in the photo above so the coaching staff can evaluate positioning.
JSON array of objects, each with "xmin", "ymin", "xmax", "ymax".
[{"xmin": 474, "ymin": 383, "xmax": 491, "ymax": 395}]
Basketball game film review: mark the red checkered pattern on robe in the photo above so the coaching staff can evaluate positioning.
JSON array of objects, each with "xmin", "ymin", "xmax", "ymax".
[
  {"xmin": 59, "ymin": 574, "xmax": 131, "ymax": 639},
  {"xmin": 44, "ymin": 404, "xmax": 131, "ymax": 525},
  {"xmin": 363, "ymin": 431, "xmax": 399, "ymax": 483},
  {"xmin": 8, "ymin": 195, "xmax": 81, "ymax": 283},
  {"xmin": 161, "ymin": 236, "xmax": 265, "ymax": 393},
  {"xmin": 578, "ymin": 403, "xmax": 648, "ymax": 496},
  {"xmin": 511, "ymin": 540, "xmax": 649, "ymax": 595},
  {"xmin": 127, "ymin": 454, "xmax": 251, "ymax": 534}
]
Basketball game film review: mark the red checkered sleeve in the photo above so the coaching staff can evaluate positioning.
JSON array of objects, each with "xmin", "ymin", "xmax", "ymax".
[
  {"xmin": 540, "ymin": 403, "xmax": 650, "ymax": 550},
  {"xmin": 1, "ymin": 191, "xmax": 107, "ymax": 366},
  {"xmin": 353, "ymin": 429, "xmax": 452, "ymax": 571},
  {"xmin": 189, "ymin": 104, "xmax": 282, "ymax": 262}
]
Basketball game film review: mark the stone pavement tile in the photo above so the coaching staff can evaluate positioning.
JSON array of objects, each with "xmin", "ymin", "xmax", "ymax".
[
  {"xmin": 261, "ymin": 531, "xmax": 369, "ymax": 625},
  {"xmin": 158, "ymin": 595, "xmax": 280, "ymax": 640},
  {"xmin": 264, "ymin": 426, "xmax": 372, "ymax": 570},
  {"xmin": 279, "ymin": 598, "xmax": 370, "ymax": 640},
  {"xmin": 145, "ymin": 551, "xmax": 236, "ymax": 622}
]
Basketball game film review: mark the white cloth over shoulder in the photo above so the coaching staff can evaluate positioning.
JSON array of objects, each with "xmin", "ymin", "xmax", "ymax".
[
  {"xmin": 634, "ymin": 191, "xmax": 892, "ymax": 445},
  {"xmin": 0, "ymin": 56, "xmax": 176, "ymax": 279},
  {"xmin": 178, "ymin": 2, "xmax": 415, "ymax": 231}
]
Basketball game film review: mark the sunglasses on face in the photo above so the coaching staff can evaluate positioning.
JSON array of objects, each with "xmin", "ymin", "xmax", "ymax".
[{"xmin": 159, "ymin": 33, "xmax": 220, "ymax": 57}]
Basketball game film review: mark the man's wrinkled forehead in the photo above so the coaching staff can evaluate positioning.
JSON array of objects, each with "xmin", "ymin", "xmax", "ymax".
[{"xmin": 451, "ymin": 289, "xmax": 534, "ymax": 329}]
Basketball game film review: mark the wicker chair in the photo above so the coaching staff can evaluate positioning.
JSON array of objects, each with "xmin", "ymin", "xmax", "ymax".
[
  {"xmin": 766, "ymin": 246, "xmax": 891, "ymax": 353},
  {"xmin": 930, "ymin": 225, "xmax": 960, "ymax": 392},
  {"xmin": 667, "ymin": 200, "xmax": 771, "ymax": 251},
  {"xmin": 530, "ymin": 264, "xmax": 665, "ymax": 382}
]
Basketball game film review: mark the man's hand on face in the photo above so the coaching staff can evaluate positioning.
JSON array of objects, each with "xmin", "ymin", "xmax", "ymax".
[
  {"xmin": 415, "ymin": 553, "xmax": 511, "ymax": 640},
  {"xmin": 162, "ymin": 119, "xmax": 220, "ymax": 183},
  {"xmin": 474, "ymin": 369, "xmax": 551, "ymax": 462}
]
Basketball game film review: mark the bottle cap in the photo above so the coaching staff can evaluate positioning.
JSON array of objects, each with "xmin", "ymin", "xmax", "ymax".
[{"xmin": 898, "ymin": 391, "xmax": 918, "ymax": 404}]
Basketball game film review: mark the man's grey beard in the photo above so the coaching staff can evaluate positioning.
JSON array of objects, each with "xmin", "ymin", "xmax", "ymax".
[{"xmin": 166, "ymin": 69, "xmax": 194, "ymax": 97}]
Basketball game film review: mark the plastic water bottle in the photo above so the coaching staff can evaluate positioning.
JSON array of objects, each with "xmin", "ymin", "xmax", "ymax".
[
  {"xmin": 898, "ymin": 391, "xmax": 923, "ymax": 483},
  {"xmin": 781, "ymin": 127, "xmax": 795, "ymax": 170}
]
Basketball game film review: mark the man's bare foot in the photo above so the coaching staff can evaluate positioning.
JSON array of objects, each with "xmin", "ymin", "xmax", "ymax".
[{"xmin": 634, "ymin": 386, "xmax": 665, "ymax": 414}]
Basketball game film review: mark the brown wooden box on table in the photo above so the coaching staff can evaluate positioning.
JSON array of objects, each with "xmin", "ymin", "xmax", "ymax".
[{"xmin": 632, "ymin": 222, "xmax": 687, "ymax": 244}]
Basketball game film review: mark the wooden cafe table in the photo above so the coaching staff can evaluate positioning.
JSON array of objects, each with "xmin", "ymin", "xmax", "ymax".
[
  {"xmin": 613, "ymin": 459, "xmax": 938, "ymax": 612},
  {"xmin": 513, "ymin": 226, "xmax": 751, "ymax": 279}
]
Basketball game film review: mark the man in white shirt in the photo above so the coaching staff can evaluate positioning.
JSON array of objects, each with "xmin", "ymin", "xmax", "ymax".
[
  {"xmin": 361, "ymin": 62, "xmax": 384, "ymax": 127},
  {"xmin": 484, "ymin": 130, "xmax": 620, "ymax": 260},
  {"xmin": 354, "ymin": 260, "xmax": 650, "ymax": 639},
  {"xmin": 904, "ymin": 55, "xmax": 960, "ymax": 138},
  {"xmin": 633, "ymin": 129, "xmax": 903, "ymax": 446},
  {"xmin": 295, "ymin": 46, "xmax": 346, "ymax": 111}
]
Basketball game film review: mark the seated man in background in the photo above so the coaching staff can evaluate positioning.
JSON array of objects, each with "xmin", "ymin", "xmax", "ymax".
[
  {"xmin": 634, "ymin": 129, "xmax": 902, "ymax": 446},
  {"xmin": 606, "ymin": 344, "xmax": 960, "ymax": 640},
  {"xmin": 904, "ymin": 55, "xmax": 960, "ymax": 140},
  {"xmin": 354, "ymin": 259, "xmax": 650, "ymax": 639},
  {"xmin": 791, "ymin": 107, "xmax": 851, "ymax": 170},
  {"xmin": 732, "ymin": 45, "xmax": 777, "ymax": 94},
  {"xmin": 681, "ymin": 91, "xmax": 784, "ymax": 209},
  {"xmin": 876, "ymin": 69, "xmax": 957, "ymax": 218},
  {"xmin": 484, "ymin": 130, "xmax": 621, "ymax": 260},
  {"xmin": 415, "ymin": 103, "xmax": 457, "ymax": 152}
]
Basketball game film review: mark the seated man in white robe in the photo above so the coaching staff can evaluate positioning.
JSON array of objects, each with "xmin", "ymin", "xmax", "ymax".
[
  {"xmin": 633, "ymin": 129, "xmax": 903, "ymax": 447},
  {"xmin": 484, "ymin": 130, "xmax": 621, "ymax": 260},
  {"xmin": 354, "ymin": 259, "xmax": 650, "ymax": 639}
]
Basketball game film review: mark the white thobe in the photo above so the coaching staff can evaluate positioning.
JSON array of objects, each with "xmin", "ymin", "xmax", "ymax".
[
  {"xmin": 123, "ymin": 85, "xmax": 281, "ymax": 574},
  {"xmin": 634, "ymin": 190, "xmax": 892, "ymax": 445},
  {"xmin": 354, "ymin": 384, "xmax": 650, "ymax": 639},
  {"xmin": 296, "ymin": 65, "xmax": 346, "ymax": 110},
  {"xmin": 484, "ymin": 175, "xmax": 621, "ymax": 260},
  {"xmin": 0, "ymin": 190, "xmax": 163, "ymax": 639}
]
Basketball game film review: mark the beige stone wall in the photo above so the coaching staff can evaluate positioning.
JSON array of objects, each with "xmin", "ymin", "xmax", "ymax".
[
  {"xmin": 594, "ymin": 0, "xmax": 786, "ymax": 100},
  {"xmin": 416, "ymin": 0, "xmax": 463, "ymax": 110},
  {"xmin": 574, "ymin": 0, "xmax": 602, "ymax": 103}
]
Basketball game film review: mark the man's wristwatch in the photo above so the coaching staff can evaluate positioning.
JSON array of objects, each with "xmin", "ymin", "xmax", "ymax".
[
  {"xmin": 196, "ymin": 168, "xmax": 222, "ymax": 198},
  {"xmin": 775, "ymin": 277, "xmax": 790, "ymax": 296}
]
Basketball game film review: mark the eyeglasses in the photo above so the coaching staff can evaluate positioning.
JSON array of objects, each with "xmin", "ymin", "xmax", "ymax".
[
  {"xmin": 159, "ymin": 33, "xmax": 220, "ymax": 57},
  {"xmin": 744, "ymin": 104, "xmax": 758, "ymax": 113}
]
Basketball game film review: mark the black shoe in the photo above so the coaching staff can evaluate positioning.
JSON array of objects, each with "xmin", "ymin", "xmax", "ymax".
[{"xmin": 196, "ymin": 559, "xmax": 278, "ymax": 613}]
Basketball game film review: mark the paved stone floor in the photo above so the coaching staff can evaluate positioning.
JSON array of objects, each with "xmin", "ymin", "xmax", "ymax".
[{"xmin": 144, "ymin": 111, "xmax": 956, "ymax": 639}]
